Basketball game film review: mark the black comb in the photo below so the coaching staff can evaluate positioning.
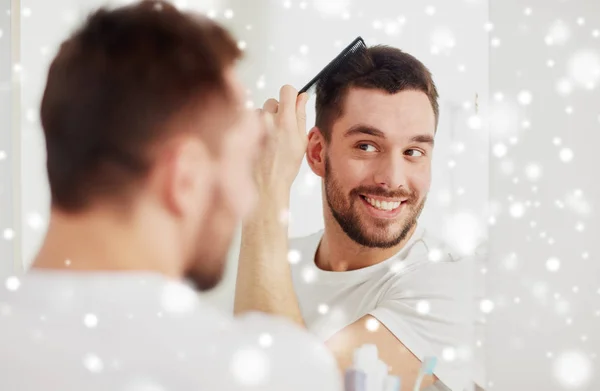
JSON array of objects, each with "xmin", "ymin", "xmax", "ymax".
[{"xmin": 298, "ymin": 36, "xmax": 367, "ymax": 95}]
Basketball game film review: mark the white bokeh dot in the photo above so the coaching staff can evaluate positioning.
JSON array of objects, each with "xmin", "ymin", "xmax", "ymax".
[
  {"xmin": 553, "ymin": 350, "xmax": 592, "ymax": 389},
  {"xmin": 517, "ymin": 90, "xmax": 533, "ymax": 105},
  {"xmin": 509, "ymin": 202, "xmax": 525, "ymax": 218},
  {"xmin": 302, "ymin": 267, "xmax": 316, "ymax": 283},
  {"xmin": 493, "ymin": 143, "xmax": 507, "ymax": 158},
  {"xmin": 559, "ymin": 148, "xmax": 574, "ymax": 162},
  {"xmin": 5, "ymin": 276, "xmax": 20, "ymax": 291},
  {"xmin": 287, "ymin": 249, "xmax": 301, "ymax": 264},
  {"xmin": 159, "ymin": 281, "xmax": 198, "ymax": 314},
  {"xmin": 230, "ymin": 347, "xmax": 269, "ymax": 386},
  {"xmin": 258, "ymin": 333, "xmax": 273, "ymax": 348},
  {"xmin": 442, "ymin": 347, "xmax": 457, "ymax": 362},
  {"xmin": 318, "ymin": 304, "xmax": 329, "ymax": 314},
  {"xmin": 365, "ymin": 317, "xmax": 380, "ymax": 331},
  {"xmin": 416, "ymin": 300, "xmax": 431, "ymax": 314},
  {"xmin": 567, "ymin": 49, "xmax": 600, "ymax": 89},
  {"xmin": 524, "ymin": 163, "xmax": 542, "ymax": 180},
  {"xmin": 3, "ymin": 228, "xmax": 15, "ymax": 241},
  {"xmin": 546, "ymin": 20, "xmax": 571, "ymax": 46},
  {"xmin": 546, "ymin": 257, "xmax": 561, "ymax": 272},
  {"xmin": 83, "ymin": 353, "xmax": 104, "ymax": 374},
  {"xmin": 83, "ymin": 313, "xmax": 98, "ymax": 328},
  {"xmin": 428, "ymin": 248, "xmax": 443, "ymax": 262},
  {"xmin": 480, "ymin": 299, "xmax": 494, "ymax": 314}
]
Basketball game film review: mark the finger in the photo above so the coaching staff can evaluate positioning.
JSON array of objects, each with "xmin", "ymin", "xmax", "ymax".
[
  {"xmin": 296, "ymin": 92, "xmax": 310, "ymax": 136},
  {"xmin": 262, "ymin": 98, "xmax": 279, "ymax": 114},
  {"xmin": 260, "ymin": 110, "xmax": 276, "ymax": 136},
  {"xmin": 279, "ymin": 84, "xmax": 298, "ymax": 117}
]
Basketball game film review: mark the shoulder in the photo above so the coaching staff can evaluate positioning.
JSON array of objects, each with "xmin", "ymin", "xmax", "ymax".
[{"xmin": 384, "ymin": 227, "xmax": 481, "ymax": 302}]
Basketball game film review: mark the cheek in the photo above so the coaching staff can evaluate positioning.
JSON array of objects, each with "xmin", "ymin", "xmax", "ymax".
[
  {"xmin": 407, "ymin": 165, "xmax": 432, "ymax": 194},
  {"xmin": 220, "ymin": 151, "xmax": 256, "ymax": 217}
]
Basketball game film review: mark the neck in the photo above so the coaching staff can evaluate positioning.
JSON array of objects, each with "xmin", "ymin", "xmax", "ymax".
[
  {"xmin": 32, "ymin": 204, "xmax": 182, "ymax": 279},
  {"xmin": 317, "ymin": 207, "xmax": 418, "ymax": 272}
]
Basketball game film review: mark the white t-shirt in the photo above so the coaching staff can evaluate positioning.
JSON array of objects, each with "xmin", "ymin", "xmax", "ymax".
[
  {"xmin": 0, "ymin": 270, "xmax": 342, "ymax": 391},
  {"xmin": 289, "ymin": 224, "xmax": 475, "ymax": 391}
]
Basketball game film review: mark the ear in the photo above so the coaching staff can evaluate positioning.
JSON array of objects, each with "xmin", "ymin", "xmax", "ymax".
[
  {"xmin": 160, "ymin": 137, "xmax": 212, "ymax": 218},
  {"xmin": 306, "ymin": 126, "xmax": 326, "ymax": 178}
]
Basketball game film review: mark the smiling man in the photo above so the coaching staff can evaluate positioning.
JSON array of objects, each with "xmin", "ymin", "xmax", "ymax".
[{"xmin": 235, "ymin": 46, "xmax": 474, "ymax": 391}]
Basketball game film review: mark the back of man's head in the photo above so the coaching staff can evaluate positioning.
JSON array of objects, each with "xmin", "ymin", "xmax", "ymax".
[
  {"xmin": 315, "ymin": 45, "xmax": 439, "ymax": 141},
  {"xmin": 41, "ymin": 0, "xmax": 241, "ymax": 212}
]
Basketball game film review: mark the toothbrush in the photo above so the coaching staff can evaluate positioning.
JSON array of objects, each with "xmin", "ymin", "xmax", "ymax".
[
  {"xmin": 412, "ymin": 356, "xmax": 437, "ymax": 391},
  {"xmin": 344, "ymin": 368, "xmax": 367, "ymax": 391}
]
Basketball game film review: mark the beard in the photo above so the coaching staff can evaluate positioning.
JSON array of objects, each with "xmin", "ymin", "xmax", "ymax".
[
  {"xmin": 184, "ymin": 189, "xmax": 237, "ymax": 292},
  {"xmin": 324, "ymin": 157, "xmax": 426, "ymax": 248}
]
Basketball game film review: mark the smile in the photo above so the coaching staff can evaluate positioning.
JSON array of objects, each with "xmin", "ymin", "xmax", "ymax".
[{"xmin": 360, "ymin": 195, "xmax": 406, "ymax": 212}]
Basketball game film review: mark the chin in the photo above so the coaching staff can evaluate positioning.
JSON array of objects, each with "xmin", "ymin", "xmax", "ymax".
[{"xmin": 184, "ymin": 258, "xmax": 227, "ymax": 292}]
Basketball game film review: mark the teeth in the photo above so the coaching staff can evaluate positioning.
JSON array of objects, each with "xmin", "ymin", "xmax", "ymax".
[{"xmin": 365, "ymin": 197, "xmax": 401, "ymax": 211}]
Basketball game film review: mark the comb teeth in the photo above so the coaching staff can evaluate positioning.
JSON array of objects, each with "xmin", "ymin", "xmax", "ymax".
[{"xmin": 298, "ymin": 36, "xmax": 367, "ymax": 95}]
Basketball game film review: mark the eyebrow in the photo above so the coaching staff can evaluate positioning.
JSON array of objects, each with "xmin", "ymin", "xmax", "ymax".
[{"xmin": 344, "ymin": 124, "xmax": 435, "ymax": 147}]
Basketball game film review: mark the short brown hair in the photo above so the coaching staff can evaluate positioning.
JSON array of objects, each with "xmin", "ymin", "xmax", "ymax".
[
  {"xmin": 41, "ymin": 0, "xmax": 241, "ymax": 212},
  {"xmin": 315, "ymin": 45, "xmax": 439, "ymax": 141}
]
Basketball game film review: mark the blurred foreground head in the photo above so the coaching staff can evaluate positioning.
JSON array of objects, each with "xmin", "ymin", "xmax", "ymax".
[{"xmin": 40, "ymin": 0, "xmax": 264, "ymax": 290}]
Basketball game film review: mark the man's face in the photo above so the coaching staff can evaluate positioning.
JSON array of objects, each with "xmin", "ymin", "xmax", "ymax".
[
  {"xmin": 185, "ymin": 71, "xmax": 264, "ymax": 290},
  {"xmin": 323, "ymin": 88, "xmax": 435, "ymax": 248}
]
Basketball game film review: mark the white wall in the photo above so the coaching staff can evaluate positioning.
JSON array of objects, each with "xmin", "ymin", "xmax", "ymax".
[
  {"xmin": 485, "ymin": 0, "xmax": 600, "ymax": 390},
  {"xmin": 0, "ymin": 0, "xmax": 17, "ymax": 276}
]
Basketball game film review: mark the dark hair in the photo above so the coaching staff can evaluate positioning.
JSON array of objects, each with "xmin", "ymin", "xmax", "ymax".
[
  {"xmin": 315, "ymin": 45, "xmax": 439, "ymax": 141},
  {"xmin": 41, "ymin": 0, "xmax": 242, "ymax": 212}
]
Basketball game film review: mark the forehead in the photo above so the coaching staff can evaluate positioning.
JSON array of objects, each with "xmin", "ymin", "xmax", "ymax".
[{"xmin": 334, "ymin": 87, "xmax": 436, "ymax": 139}]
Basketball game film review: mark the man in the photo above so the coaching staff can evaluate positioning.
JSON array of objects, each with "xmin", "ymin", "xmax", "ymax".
[
  {"xmin": 235, "ymin": 46, "xmax": 474, "ymax": 391},
  {"xmin": 0, "ymin": 2, "xmax": 341, "ymax": 391}
]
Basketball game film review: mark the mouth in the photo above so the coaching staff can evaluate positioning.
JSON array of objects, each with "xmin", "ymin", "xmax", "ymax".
[{"xmin": 359, "ymin": 195, "xmax": 407, "ymax": 218}]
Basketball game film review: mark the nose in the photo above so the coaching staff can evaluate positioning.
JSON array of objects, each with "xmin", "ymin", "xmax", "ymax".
[{"xmin": 373, "ymin": 153, "xmax": 408, "ymax": 190}]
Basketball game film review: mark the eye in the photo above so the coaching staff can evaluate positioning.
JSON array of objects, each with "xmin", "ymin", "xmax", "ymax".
[
  {"xmin": 405, "ymin": 149, "xmax": 424, "ymax": 157},
  {"xmin": 357, "ymin": 143, "xmax": 377, "ymax": 152}
]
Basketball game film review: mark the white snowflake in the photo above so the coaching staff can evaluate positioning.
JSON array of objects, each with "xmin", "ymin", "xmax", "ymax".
[
  {"xmin": 480, "ymin": 299, "xmax": 494, "ymax": 314},
  {"xmin": 287, "ymin": 249, "xmax": 301, "ymax": 264},
  {"xmin": 567, "ymin": 49, "xmax": 600, "ymax": 89},
  {"xmin": 524, "ymin": 163, "xmax": 542, "ymax": 180},
  {"xmin": 83, "ymin": 313, "xmax": 98, "ymax": 328},
  {"xmin": 159, "ymin": 281, "xmax": 198, "ymax": 314},
  {"xmin": 258, "ymin": 333, "xmax": 273, "ymax": 348},
  {"xmin": 509, "ymin": 202, "xmax": 525, "ymax": 218},
  {"xmin": 416, "ymin": 300, "xmax": 431, "ymax": 314},
  {"xmin": 553, "ymin": 351, "xmax": 592, "ymax": 389},
  {"xmin": 230, "ymin": 348, "xmax": 270, "ymax": 386},
  {"xmin": 517, "ymin": 90, "xmax": 533, "ymax": 105},
  {"xmin": 442, "ymin": 347, "xmax": 457, "ymax": 362},
  {"xmin": 26, "ymin": 212, "xmax": 45, "ymax": 231},
  {"xmin": 3, "ymin": 228, "xmax": 14, "ymax": 241},
  {"xmin": 83, "ymin": 353, "xmax": 104, "ymax": 374},
  {"xmin": 5, "ymin": 277, "xmax": 20, "ymax": 291},
  {"xmin": 365, "ymin": 317, "xmax": 380, "ymax": 331},
  {"xmin": 556, "ymin": 78, "xmax": 573, "ymax": 96},
  {"xmin": 317, "ymin": 304, "xmax": 329, "ymax": 314},
  {"xmin": 546, "ymin": 20, "xmax": 571, "ymax": 45},
  {"xmin": 559, "ymin": 148, "xmax": 574, "ymax": 162},
  {"xmin": 546, "ymin": 257, "xmax": 560, "ymax": 272}
]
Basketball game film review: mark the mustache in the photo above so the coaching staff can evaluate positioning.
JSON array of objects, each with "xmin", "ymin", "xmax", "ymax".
[{"xmin": 350, "ymin": 186, "xmax": 417, "ymax": 202}]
